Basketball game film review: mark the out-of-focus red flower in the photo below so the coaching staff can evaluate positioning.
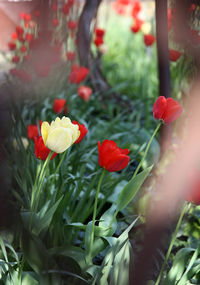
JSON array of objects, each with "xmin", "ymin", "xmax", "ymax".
[
  {"xmin": 52, "ymin": 4, "xmax": 58, "ymax": 12},
  {"xmin": 68, "ymin": 64, "xmax": 89, "ymax": 84},
  {"xmin": 10, "ymin": 68, "xmax": 32, "ymax": 83},
  {"xmin": 94, "ymin": 37, "xmax": 104, "ymax": 47},
  {"xmin": 77, "ymin": 86, "xmax": 92, "ymax": 101},
  {"xmin": 19, "ymin": 12, "xmax": 25, "ymax": 20},
  {"xmin": 189, "ymin": 3, "xmax": 196, "ymax": 12},
  {"xmin": 72, "ymin": 120, "xmax": 88, "ymax": 143},
  {"xmin": 168, "ymin": 9, "xmax": 173, "ymax": 30},
  {"xmin": 63, "ymin": 3, "xmax": 70, "ymax": 15},
  {"xmin": 112, "ymin": 2, "xmax": 126, "ymax": 15},
  {"xmin": 153, "ymin": 96, "xmax": 182, "ymax": 124},
  {"xmin": 8, "ymin": 42, "xmax": 16, "ymax": 51},
  {"xmin": 28, "ymin": 21, "xmax": 36, "ymax": 29},
  {"xmin": 12, "ymin": 55, "xmax": 20, "ymax": 63},
  {"xmin": 144, "ymin": 34, "xmax": 155, "ymax": 46},
  {"xmin": 16, "ymin": 26, "xmax": 24, "ymax": 37},
  {"xmin": 130, "ymin": 18, "xmax": 143, "ymax": 33},
  {"xmin": 95, "ymin": 28, "xmax": 105, "ymax": 37},
  {"xmin": 68, "ymin": 21, "xmax": 77, "ymax": 30},
  {"xmin": 12, "ymin": 32, "xmax": 18, "ymax": 40},
  {"xmin": 94, "ymin": 28, "xmax": 105, "ymax": 47},
  {"xmin": 53, "ymin": 99, "xmax": 68, "ymax": 114},
  {"xmin": 66, "ymin": 51, "xmax": 76, "ymax": 61},
  {"xmin": 34, "ymin": 10, "xmax": 40, "ymax": 17},
  {"xmin": 53, "ymin": 19, "xmax": 59, "ymax": 27},
  {"xmin": 169, "ymin": 49, "xmax": 182, "ymax": 62},
  {"xmin": 98, "ymin": 140, "xmax": 130, "ymax": 172},
  {"xmin": 34, "ymin": 136, "xmax": 57, "ymax": 161},
  {"xmin": 131, "ymin": 1, "xmax": 141, "ymax": 18},
  {"xmin": 27, "ymin": 122, "xmax": 41, "ymax": 140},
  {"xmin": 25, "ymin": 33, "xmax": 34, "ymax": 42},
  {"xmin": 68, "ymin": 0, "xmax": 74, "ymax": 7},
  {"xmin": 119, "ymin": 0, "xmax": 130, "ymax": 5},
  {"xmin": 24, "ymin": 14, "xmax": 31, "ymax": 22},
  {"xmin": 20, "ymin": 45, "xmax": 27, "ymax": 53}
]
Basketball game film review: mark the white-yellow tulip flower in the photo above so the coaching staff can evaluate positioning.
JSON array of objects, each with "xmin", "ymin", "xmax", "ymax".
[{"xmin": 41, "ymin": 117, "xmax": 80, "ymax": 153}]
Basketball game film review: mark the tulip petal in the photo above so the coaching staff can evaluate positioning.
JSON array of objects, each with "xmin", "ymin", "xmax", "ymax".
[
  {"xmin": 41, "ymin": 121, "xmax": 50, "ymax": 144},
  {"xmin": 163, "ymin": 98, "xmax": 183, "ymax": 124},
  {"xmin": 106, "ymin": 154, "xmax": 130, "ymax": 172},
  {"xmin": 153, "ymin": 96, "xmax": 167, "ymax": 120},
  {"xmin": 46, "ymin": 127, "xmax": 73, "ymax": 153}
]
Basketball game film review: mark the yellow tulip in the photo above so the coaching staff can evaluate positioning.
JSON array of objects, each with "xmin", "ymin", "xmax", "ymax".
[{"xmin": 41, "ymin": 117, "xmax": 80, "ymax": 153}]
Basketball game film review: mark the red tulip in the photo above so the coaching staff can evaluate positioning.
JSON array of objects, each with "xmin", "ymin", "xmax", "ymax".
[
  {"xmin": 98, "ymin": 140, "xmax": 130, "ymax": 172},
  {"xmin": 20, "ymin": 45, "xmax": 27, "ymax": 53},
  {"xmin": 8, "ymin": 42, "xmax": 16, "ymax": 51},
  {"xmin": 169, "ymin": 49, "xmax": 182, "ymax": 62},
  {"xmin": 130, "ymin": 18, "xmax": 143, "ymax": 33},
  {"xmin": 27, "ymin": 124, "xmax": 39, "ymax": 140},
  {"xmin": 131, "ymin": 1, "xmax": 141, "ymax": 18},
  {"xmin": 16, "ymin": 26, "xmax": 24, "ymax": 37},
  {"xmin": 189, "ymin": 3, "xmax": 196, "ymax": 12},
  {"xmin": 63, "ymin": 4, "xmax": 70, "ymax": 15},
  {"xmin": 12, "ymin": 55, "xmax": 20, "ymax": 63},
  {"xmin": 94, "ymin": 37, "xmax": 104, "ymax": 47},
  {"xmin": 77, "ymin": 86, "xmax": 92, "ymax": 101},
  {"xmin": 34, "ymin": 136, "xmax": 57, "ymax": 161},
  {"xmin": 24, "ymin": 14, "xmax": 31, "ymax": 22},
  {"xmin": 68, "ymin": 0, "xmax": 74, "ymax": 7},
  {"xmin": 52, "ymin": 4, "xmax": 58, "ymax": 12},
  {"xmin": 25, "ymin": 33, "xmax": 34, "ymax": 43},
  {"xmin": 53, "ymin": 19, "xmax": 59, "ymax": 27},
  {"xmin": 68, "ymin": 21, "xmax": 77, "ymax": 30},
  {"xmin": 19, "ymin": 12, "xmax": 25, "ymax": 20},
  {"xmin": 95, "ymin": 28, "xmax": 105, "ymax": 37},
  {"xmin": 34, "ymin": 10, "xmax": 40, "ymax": 17},
  {"xmin": 12, "ymin": 33, "xmax": 18, "ymax": 40},
  {"xmin": 53, "ymin": 99, "xmax": 68, "ymax": 114},
  {"xmin": 153, "ymin": 96, "xmax": 182, "ymax": 124},
  {"xmin": 72, "ymin": 121, "xmax": 88, "ymax": 143},
  {"xmin": 68, "ymin": 64, "xmax": 89, "ymax": 84},
  {"xmin": 144, "ymin": 34, "xmax": 155, "ymax": 46},
  {"xmin": 66, "ymin": 51, "xmax": 76, "ymax": 61}
]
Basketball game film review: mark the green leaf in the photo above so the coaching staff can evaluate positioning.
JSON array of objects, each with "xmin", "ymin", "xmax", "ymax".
[
  {"xmin": 116, "ymin": 166, "xmax": 153, "ymax": 212},
  {"xmin": 99, "ymin": 205, "xmax": 117, "ymax": 236},
  {"xmin": 37, "ymin": 196, "xmax": 63, "ymax": 234},
  {"xmin": 84, "ymin": 221, "xmax": 93, "ymax": 264},
  {"xmin": 162, "ymin": 248, "xmax": 195, "ymax": 285},
  {"xmin": 110, "ymin": 240, "xmax": 132, "ymax": 285},
  {"xmin": 177, "ymin": 245, "xmax": 200, "ymax": 285},
  {"xmin": 22, "ymin": 229, "xmax": 54, "ymax": 274},
  {"xmin": 49, "ymin": 246, "xmax": 87, "ymax": 271},
  {"xmin": 21, "ymin": 272, "xmax": 38, "ymax": 285},
  {"xmin": 66, "ymin": 222, "xmax": 111, "ymax": 237},
  {"xmin": 0, "ymin": 236, "xmax": 8, "ymax": 262}
]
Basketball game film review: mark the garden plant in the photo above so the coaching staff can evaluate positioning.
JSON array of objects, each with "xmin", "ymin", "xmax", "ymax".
[{"xmin": 0, "ymin": 0, "xmax": 200, "ymax": 285}]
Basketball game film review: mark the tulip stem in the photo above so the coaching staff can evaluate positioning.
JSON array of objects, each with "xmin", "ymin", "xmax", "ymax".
[
  {"xmin": 155, "ymin": 202, "xmax": 189, "ymax": 285},
  {"xmin": 88, "ymin": 168, "xmax": 106, "ymax": 263},
  {"xmin": 30, "ymin": 151, "xmax": 53, "ymax": 217},
  {"xmin": 133, "ymin": 122, "xmax": 162, "ymax": 178}
]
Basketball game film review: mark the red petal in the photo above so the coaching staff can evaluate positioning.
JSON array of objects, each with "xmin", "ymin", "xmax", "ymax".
[
  {"xmin": 162, "ymin": 98, "xmax": 182, "ymax": 124},
  {"xmin": 153, "ymin": 96, "xmax": 167, "ymax": 120},
  {"xmin": 106, "ymin": 154, "xmax": 130, "ymax": 172}
]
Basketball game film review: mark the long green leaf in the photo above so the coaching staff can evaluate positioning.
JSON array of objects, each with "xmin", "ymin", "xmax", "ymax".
[{"xmin": 116, "ymin": 166, "xmax": 153, "ymax": 212}]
